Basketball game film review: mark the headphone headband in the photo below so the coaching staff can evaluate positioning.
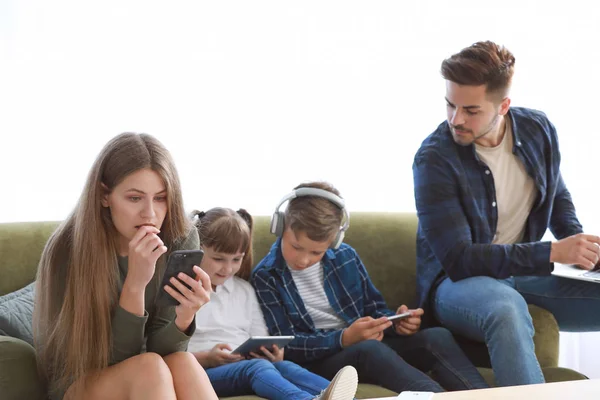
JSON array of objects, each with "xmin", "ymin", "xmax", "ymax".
[{"xmin": 271, "ymin": 187, "xmax": 350, "ymax": 248}]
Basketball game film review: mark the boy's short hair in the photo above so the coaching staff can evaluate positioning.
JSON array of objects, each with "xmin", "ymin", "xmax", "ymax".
[{"xmin": 285, "ymin": 181, "xmax": 343, "ymax": 242}]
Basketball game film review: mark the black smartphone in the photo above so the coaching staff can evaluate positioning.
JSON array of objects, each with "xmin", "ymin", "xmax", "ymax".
[{"xmin": 156, "ymin": 249, "xmax": 204, "ymax": 307}]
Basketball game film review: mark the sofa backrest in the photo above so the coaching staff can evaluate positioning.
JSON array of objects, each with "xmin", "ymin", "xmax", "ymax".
[
  {"xmin": 0, "ymin": 222, "xmax": 60, "ymax": 296},
  {"xmin": 0, "ymin": 213, "xmax": 419, "ymax": 308}
]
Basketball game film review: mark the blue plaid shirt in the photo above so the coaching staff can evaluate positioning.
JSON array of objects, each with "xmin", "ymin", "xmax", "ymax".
[
  {"xmin": 250, "ymin": 238, "xmax": 395, "ymax": 363},
  {"xmin": 413, "ymin": 107, "xmax": 583, "ymax": 320}
]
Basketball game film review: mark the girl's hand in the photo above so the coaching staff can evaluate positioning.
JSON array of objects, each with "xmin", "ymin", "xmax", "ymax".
[
  {"xmin": 124, "ymin": 226, "xmax": 167, "ymax": 292},
  {"xmin": 249, "ymin": 344, "xmax": 284, "ymax": 362},
  {"xmin": 206, "ymin": 344, "xmax": 244, "ymax": 368},
  {"xmin": 166, "ymin": 265, "xmax": 212, "ymax": 331}
]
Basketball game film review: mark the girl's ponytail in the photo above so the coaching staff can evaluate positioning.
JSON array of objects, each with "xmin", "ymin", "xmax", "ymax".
[
  {"xmin": 236, "ymin": 208, "xmax": 253, "ymax": 232},
  {"xmin": 236, "ymin": 208, "xmax": 254, "ymax": 281}
]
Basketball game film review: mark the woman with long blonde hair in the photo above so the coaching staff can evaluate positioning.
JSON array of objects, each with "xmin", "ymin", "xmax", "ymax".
[{"xmin": 33, "ymin": 132, "xmax": 218, "ymax": 400}]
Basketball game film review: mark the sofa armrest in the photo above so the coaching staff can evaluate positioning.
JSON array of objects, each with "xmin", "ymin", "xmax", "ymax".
[
  {"xmin": 529, "ymin": 304, "xmax": 559, "ymax": 368},
  {"xmin": 0, "ymin": 336, "xmax": 46, "ymax": 400}
]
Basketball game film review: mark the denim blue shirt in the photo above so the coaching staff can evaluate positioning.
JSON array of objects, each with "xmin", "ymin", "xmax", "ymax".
[
  {"xmin": 413, "ymin": 107, "xmax": 583, "ymax": 319},
  {"xmin": 250, "ymin": 238, "xmax": 395, "ymax": 363}
]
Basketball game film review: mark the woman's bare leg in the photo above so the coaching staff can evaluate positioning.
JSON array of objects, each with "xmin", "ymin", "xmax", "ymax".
[
  {"xmin": 64, "ymin": 352, "xmax": 176, "ymax": 400},
  {"xmin": 163, "ymin": 352, "xmax": 218, "ymax": 400}
]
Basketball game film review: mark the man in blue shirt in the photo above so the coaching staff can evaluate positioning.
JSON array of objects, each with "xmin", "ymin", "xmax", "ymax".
[
  {"xmin": 413, "ymin": 40, "xmax": 600, "ymax": 386},
  {"xmin": 252, "ymin": 181, "xmax": 488, "ymax": 394}
]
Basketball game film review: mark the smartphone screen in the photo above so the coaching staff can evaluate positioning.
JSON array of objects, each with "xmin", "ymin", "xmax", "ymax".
[{"xmin": 156, "ymin": 249, "xmax": 204, "ymax": 307}]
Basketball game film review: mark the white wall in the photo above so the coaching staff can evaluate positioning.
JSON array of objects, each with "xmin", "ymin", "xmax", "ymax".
[{"xmin": 1, "ymin": 0, "xmax": 599, "ymax": 378}]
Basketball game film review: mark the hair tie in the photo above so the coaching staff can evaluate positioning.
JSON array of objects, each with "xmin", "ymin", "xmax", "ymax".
[
  {"xmin": 236, "ymin": 208, "xmax": 253, "ymax": 228},
  {"xmin": 191, "ymin": 210, "xmax": 206, "ymax": 220}
]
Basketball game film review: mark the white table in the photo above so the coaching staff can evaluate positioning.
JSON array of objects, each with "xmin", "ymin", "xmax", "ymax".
[{"xmin": 365, "ymin": 378, "xmax": 600, "ymax": 400}]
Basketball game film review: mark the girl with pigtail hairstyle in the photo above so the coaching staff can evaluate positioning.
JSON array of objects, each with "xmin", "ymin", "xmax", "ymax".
[{"xmin": 188, "ymin": 207, "xmax": 358, "ymax": 400}]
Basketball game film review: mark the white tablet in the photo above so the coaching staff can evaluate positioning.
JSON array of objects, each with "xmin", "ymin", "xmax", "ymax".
[{"xmin": 232, "ymin": 336, "xmax": 295, "ymax": 355}]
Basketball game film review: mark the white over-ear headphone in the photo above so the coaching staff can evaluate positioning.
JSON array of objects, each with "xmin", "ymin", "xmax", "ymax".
[{"xmin": 269, "ymin": 187, "xmax": 350, "ymax": 250}]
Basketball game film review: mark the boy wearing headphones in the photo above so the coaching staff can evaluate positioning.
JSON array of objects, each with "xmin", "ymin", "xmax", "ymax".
[{"xmin": 251, "ymin": 181, "xmax": 488, "ymax": 394}]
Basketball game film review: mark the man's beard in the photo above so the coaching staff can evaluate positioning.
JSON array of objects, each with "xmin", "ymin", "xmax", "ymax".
[{"xmin": 452, "ymin": 114, "xmax": 500, "ymax": 146}]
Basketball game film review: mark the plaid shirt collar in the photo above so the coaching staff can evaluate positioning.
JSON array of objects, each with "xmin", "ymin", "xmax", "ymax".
[{"xmin": 261, "ymin": 236, "xmax": 337, "ymax": 272}]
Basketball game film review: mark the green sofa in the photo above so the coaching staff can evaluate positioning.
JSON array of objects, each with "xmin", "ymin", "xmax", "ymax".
[{"xmin": 0, "ymin": 213, "xmax": 587, "ymax": 400}]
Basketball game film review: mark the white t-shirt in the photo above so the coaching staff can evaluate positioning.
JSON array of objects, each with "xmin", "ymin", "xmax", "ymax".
[
  {"xmin": 288, "ymin": 261, "xmax": 346, "ymax": 330},
  {"xmin": 187, "ymin": 276, "xmax": 269, "ymax": 353},
  {"xmin": 475, "ymin": 116, "xmax": 537, "ymax": 244}
]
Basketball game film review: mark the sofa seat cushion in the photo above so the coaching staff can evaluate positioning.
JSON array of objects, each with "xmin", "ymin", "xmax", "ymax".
[
  {"xmin": 0, "ymin": 282, "xmax": 35, "ymax": 345},
  {"xmin": 0, "ymin": 336, "xmax": 46, "ymax": 400},
  {"xmin": 477, "ymin": 366, "xmax": 588, "ymax": 387}
]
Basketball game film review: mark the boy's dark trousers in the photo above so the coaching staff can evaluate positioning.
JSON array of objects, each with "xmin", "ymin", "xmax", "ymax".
[{"xmin": 300, "ymin": 327, "xmax": 489, "ymax": 393}]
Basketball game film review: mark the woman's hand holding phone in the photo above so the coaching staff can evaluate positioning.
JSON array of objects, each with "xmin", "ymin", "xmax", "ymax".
[
  {"xmin": 393, "ymin": 305, "xmax": 424, "ymax": 336},
  {"xmin": 167, "ymin": 265, "xmax": 212, "ymax": 331}
]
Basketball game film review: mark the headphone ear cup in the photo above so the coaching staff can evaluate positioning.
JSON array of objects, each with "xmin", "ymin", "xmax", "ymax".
[
  {"xmin": 269, "ymin": 212, "xmax": 278, "ymax": 235},
  {"xmin": 331, "ymin": 230, "xmax": 344, "ymax": 250},
  {"xmin": 271, "ymin": 211, "xmax": 286, "ymax": 237}
]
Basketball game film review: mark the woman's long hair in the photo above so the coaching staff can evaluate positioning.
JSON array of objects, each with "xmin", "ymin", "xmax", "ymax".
[
  {"xmin": 191, "ymin": 208, "xmax": 254, "ymax": 280},
  {"xmin": 33, "ymin": 133, "xmax": 191, "ymax": 396}
]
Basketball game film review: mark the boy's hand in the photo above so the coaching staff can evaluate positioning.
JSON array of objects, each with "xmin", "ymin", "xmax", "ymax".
[
  {"xmin": 249, "ymin": 345, "xmax": 284, "ymax": 362},
  {"xmin": 168, "ymin": 265, "xmax": 212, "ymax": 331},
  {"xmin": 342, "ymin": 316, "xmax": 392, "ymax": 347},
  {"xmin": 205, "ymin": 344, "xmax": 244, "ymax": 368},
  {"xmin": 393, "ymin": 305, "xmax": 424, "ymax": 336}
]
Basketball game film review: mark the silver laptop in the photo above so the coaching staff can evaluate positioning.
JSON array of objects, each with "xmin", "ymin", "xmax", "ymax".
[{"xmin": 552, "ymin": 263, "xmax": 600, "ymax": 283}]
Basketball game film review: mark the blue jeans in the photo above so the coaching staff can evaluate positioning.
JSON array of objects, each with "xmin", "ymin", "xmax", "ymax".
[
  {"xmin": 300, "ymin": 328, "xmax": 488, "ymax": 393},
  {"xmin": 434, "ymin": 275, "xmax": 600, "ymax": 387},
  {"xmin": 206, "ymin": 358, "xmax": 330, "ymax": 400}
]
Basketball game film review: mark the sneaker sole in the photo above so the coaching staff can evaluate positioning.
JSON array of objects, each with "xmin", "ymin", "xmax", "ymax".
[{"xmin": 327, "ymin": 366, "xmax": 359, "ymax": 400}]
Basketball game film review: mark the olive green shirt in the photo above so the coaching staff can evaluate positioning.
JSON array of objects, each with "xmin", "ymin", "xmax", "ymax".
[
  {"xmin": 51, "ymin": 229, "xmax": 200, "ymax": 400},
  {"xmin": 110, "ymin": 228, "xmax": 199, "ymax": 363}
]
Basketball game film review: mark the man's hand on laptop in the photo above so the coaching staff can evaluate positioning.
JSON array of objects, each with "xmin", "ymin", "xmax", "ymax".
[{"xmin": 550, "ymin": 233, "xmax": 600, "ymax": 270}]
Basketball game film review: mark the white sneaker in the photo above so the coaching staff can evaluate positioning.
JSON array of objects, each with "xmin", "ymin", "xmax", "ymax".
[{"xmin": 315, "ymin": 365, "xmax": 358, "ymax": 400}]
